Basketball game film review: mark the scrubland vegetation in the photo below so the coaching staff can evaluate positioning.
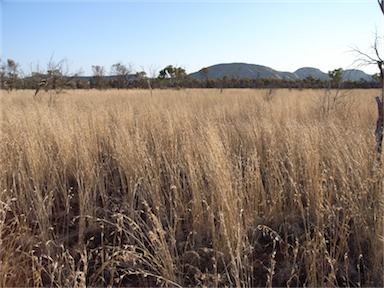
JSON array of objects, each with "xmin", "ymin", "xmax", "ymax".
[{"xmin": 1, "ymin": 89, "xmax": 383, "ymax": 287}]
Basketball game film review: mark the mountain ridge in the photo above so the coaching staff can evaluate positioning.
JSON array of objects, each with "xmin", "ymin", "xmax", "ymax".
[{"xmin": 188, "ymin": 62, "xmax": 374, "ymax": 82}]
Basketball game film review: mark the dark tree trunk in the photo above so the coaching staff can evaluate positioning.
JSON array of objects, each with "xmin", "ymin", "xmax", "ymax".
[
  {"xmin": 375, "ymin": 58, "xmax": 384, "ymax": 161},
  {"xmin": 375, "ymin": 96, "xmax": 383, "ymax": 155}
]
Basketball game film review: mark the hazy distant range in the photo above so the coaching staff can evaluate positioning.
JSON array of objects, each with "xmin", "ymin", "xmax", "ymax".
[{"xmin": 188, "ymin": 63, "xmax": 374, "ymax": 82}]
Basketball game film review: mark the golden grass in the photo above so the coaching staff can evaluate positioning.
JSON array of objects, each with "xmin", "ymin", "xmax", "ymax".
[{"xmin": 1, "ymin": 88, "xmax": 383, "ymax": 287}]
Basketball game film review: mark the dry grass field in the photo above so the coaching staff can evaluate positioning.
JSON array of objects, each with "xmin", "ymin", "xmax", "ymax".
[{"xmin": 1, "ymin": 88, "xmax": 383, "ymax": 287}]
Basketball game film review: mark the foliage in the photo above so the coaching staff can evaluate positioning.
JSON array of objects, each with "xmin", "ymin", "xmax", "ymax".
[
  {"xmin": 158, "ymin": 65, "xmax": 188, "ymax": 88},
  {"xmin": 110, "ymin": 62, "xmax": 131, "ymax": 89},
  {"xmin": 328, "ymin": 68, "xmax": 344, "ymax": 88},
  {"xmin": 91, "ymin": 65, "xmax": 107, "ymax": 89},
  {"xmin": 0, "ymin": 58, "xmax": 22, "ymax": 90}
]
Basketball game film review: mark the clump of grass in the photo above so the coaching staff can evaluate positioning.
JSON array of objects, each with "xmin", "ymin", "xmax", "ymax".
[{"xmin": 1, "ymin": 89, "xmax": 382, "ymax": 287}]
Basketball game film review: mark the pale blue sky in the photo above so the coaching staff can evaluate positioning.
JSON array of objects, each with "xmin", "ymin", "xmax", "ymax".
[{"xmin": 1, "ymin": 0, "xmax": 383, "ymax": 76}]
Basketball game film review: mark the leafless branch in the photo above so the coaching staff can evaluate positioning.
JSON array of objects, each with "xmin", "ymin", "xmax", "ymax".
[
  {"xmin": 32, "ymin": 57, "xmax": 81, "ymax": 105},
  {"xmin": 350, "ymin": 34, "xmax": 383, "ymax": 67},
  {"xmin": 379, "ymin": 0, "xmax": 384, "ymax": 15}
]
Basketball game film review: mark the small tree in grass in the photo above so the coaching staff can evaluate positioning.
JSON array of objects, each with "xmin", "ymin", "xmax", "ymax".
[
  {"xmin": 316, "ymin": 68, "xmax": 354, "ymax": 116},
  {"xmin": 32, "ymin": 57, "xmax": 81, "ymax": 106}
]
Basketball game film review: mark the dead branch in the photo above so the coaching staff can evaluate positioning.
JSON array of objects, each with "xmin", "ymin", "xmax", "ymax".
[{"xmin": 379, "ymin": 0, "xmax": 384, "ymax": 15}]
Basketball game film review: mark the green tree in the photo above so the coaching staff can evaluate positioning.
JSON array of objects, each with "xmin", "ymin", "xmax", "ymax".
[
  {"xmin": 1, "ymin": 59, "xmax": 21, "ymax": 90},
  {"xmin": 199, "ymin": 67, "xmax": 211, "ymax": 88},
  {"xmin": 174, "ymin": 67, "xmax": 187, "ymax": 82},
  {"xmin": 47, "ymin": 68, "xmax": 62, "ymax": 90},
  {"xmin": 92, "ymin": 65, "xmax": 107, "ymax": 89},
  {"xmin": 0, "ymin": 59, "xmax": 5, "ymax": 89},
  {"xmin": 328, "ymin": 68, "xmax": 344, "ymax": 88},
  {"xmin": 372, "ymin": 72, "xmax": 381, "ymax": 83},
  {"xmin": 110, "ymin": 62, "xmax": 131, "ymax": 89},
  {"xmin": 158, "ymin": 65, "xmax": 187, "ymax": 87},
  {"xmin": 158, "ymin": 65, "xmax": 175, "ymax": 79}
]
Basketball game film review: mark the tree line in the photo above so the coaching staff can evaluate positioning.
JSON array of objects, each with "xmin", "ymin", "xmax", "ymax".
[{"xmin": 0, "ymin": 58, "xmax": 381, "ymax": 92}]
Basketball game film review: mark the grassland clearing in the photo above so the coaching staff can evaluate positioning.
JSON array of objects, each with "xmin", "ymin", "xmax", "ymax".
[{"xmin": 1, "ymin": 88, "xmax": 383, "ymax": 287}]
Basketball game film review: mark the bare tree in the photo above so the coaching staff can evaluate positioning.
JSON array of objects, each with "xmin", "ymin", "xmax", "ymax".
[
  {"xmin": 373, "ymin": 0, "xmax": 384, "ymax": 158},
  {"xmin": 143, "ymin": 64, "xmax": 160, "ymax": 96},
  {"xmin": 353, "ymin": 1, "xmax": 383, "ymax": 160},
  {"xmin": 33, "ymin": 57, "xmax": 81, "ymax": 105}
]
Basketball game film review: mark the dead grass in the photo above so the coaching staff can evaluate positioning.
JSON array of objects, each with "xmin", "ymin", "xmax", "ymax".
[{"xmin": 1, "ymin": 88, "xmax": 383, "ymax": 287}]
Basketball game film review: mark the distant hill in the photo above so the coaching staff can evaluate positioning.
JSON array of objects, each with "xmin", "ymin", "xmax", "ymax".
[
  {"xmin": 342, "ymin": 69, "xmax": 373, "ymax": 81},
  {"xmin": 189, "ymin": 63, "xmax": 289, "ymax": 80},
  {"xmin": 188, "ymin": 63, "xmax": 373, "ymax": 82},
  {"xmin": 293, "ymin": 67, "xmax": 329, "ymax": 81}
]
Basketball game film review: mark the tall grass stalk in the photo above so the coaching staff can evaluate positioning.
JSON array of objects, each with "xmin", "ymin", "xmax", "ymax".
[{"xmin": 1, "ymin": 89, "xmax": 382, "ymax": 287}]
